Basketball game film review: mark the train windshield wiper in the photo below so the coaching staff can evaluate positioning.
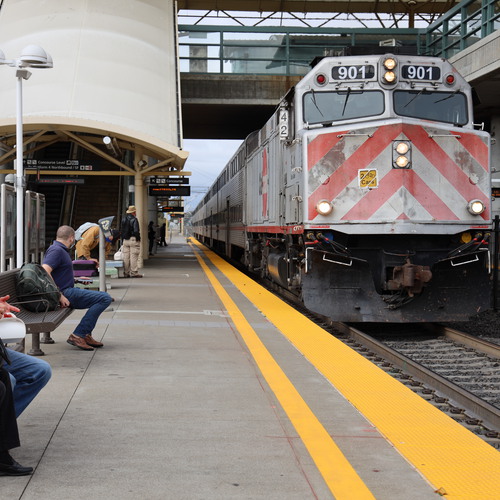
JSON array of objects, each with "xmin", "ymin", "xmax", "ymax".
[
  {"xmin": 404, "ymin": 87, "xmax": 427, "ymax": 108},
  {"xmin": 433, "ymin": 89, "xmax": 460, "ymax": 104},
  {"xmin": 310, "ymin": 89, "xmax": 324, "ymax": 118},
  {"xmin": 341, "ymin": 87, "xmax": 352, "ymax": 116}
]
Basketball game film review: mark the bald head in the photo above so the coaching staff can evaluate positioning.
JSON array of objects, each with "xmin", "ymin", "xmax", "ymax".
[{"xmin": 56, "ymin": 225, "xmax": 75, "ymax": 246}]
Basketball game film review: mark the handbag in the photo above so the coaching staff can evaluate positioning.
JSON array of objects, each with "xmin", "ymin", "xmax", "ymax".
[
  {"xmin": 114, "ymin": 246, "xmax": 124, "ymax": 261},
  {"xmin": 0, "ymin": 314, "xmax": 26, "ymax": 360}
]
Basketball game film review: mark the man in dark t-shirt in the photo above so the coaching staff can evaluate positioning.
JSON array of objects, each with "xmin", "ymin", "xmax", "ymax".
[{"xmin": 43, "ymin": 226, "xmax": 112, "ymax": 351}]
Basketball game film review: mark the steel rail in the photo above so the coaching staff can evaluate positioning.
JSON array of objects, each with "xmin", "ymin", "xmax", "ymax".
[{"xmin": 430, "ymin": 324, "xmax": 500, "ymax": 359}]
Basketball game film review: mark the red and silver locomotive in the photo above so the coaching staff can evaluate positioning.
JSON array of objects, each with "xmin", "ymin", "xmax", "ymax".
[{"xmin": 192, "ymin": 54, "xmax": 492, "ymax": 322}]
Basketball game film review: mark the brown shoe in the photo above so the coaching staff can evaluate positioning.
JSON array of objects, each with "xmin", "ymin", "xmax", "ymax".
[
  {"xmin": 84, "ymin": 334, "xmax": 104, "ymax": 348},
  {"xmin": 67, "ymin": 334, "xmax": 94, "ymax": 351},
  {"xmin": 131, "ymin": 274, "xmax": 143, "ymax": 278}
]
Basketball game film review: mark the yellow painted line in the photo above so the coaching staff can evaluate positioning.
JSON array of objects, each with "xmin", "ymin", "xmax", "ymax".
[
  {"xmin": 191, "ymin": 244, "xmax": 375, "ymax": 500},
  {"xmin": 193, "ymin": 239, "xmax": 500, "ymax": 500}
]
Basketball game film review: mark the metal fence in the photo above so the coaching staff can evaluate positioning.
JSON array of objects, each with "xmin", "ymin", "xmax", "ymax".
[
  {"xmin": 425, "ymin": 0, "xmax": 499, "ymax": 58},
  {"xmin": 178, "ymin": 25, "xmax": 422, "ymax": 76},
  {"xmin": 178, "ymin": 0, "xmax": 499, "ymax": 75}
]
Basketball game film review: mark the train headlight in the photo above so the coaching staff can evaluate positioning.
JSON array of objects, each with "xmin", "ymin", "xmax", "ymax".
[
  {"xmin": 384, "ymin": 57, "xmax": 397, "ymax": 71},
  {"xmin": 395, "ymin": 156, "xmax": 409, "ymax": 168},
  {"xmin": 467, "ymin": 199, "xmax": 485, "ymax": 215},
  {"xmin": 382, "ymin": 57, "xmax": 397, "ymax": 85},
  {"xmin": 393, "ymin": 141, "xmax": 411, "ymax": 169},
  {"xmin": 316, "ymin": 200, "xmax": 333, "ymax": 216},
  {"xmin": 383, "ymin": 71, "xmax": 396, "ymax": 84},
  {"xmin": 395, "ymin": 142, "xmax": 409, "ymax": 155}
]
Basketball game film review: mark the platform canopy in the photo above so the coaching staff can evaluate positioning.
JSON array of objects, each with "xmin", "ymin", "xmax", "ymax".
[
  {"xmin": 0, "ymin": 0, "xmax": 188, "ymax": 178},
  {"xmin": 178, "ymin": 0, "xmax": 461, "ymax": 13},
  {"xmin": 178, "ymin": 0, "xmax": 465, "ymax": 27}
]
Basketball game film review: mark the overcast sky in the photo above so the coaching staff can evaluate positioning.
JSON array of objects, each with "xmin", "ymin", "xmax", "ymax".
[{"xmin": 182, "ymin": 138, "xmax": 243, "ymax": 211}]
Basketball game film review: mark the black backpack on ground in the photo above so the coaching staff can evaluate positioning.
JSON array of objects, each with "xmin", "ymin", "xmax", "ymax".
[{"xmin": 15, "ymin": 263, "xmax": 61, "ymax": 313}]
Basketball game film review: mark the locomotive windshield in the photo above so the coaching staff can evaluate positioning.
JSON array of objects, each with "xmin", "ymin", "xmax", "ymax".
[
  {"xmin": 303, "ymin": 90, "xmax": 384, "ymax": 125},
  {"xmin": 393, "ymin": 90, "xmax": 468, "ymax": 126}
]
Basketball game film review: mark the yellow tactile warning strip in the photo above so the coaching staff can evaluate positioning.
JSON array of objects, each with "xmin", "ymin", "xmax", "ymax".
[
  {"xmin": 192, "ymin": 239, "xmax": 500, "ymax": 500},
  {"xmin": 191, "ymin": 244, "xmax": 376, "ymax": 499}
]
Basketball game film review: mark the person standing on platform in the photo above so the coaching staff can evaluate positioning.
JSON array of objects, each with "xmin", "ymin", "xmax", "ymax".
[
  {"xmin": 120, "ymin": 206, "xmax": 143, "ymax": 278},
  {"xmin": 42, "ymin": 226, "xmax": 112, "ymax": 351},
  {"xmin": 148, "ymin": 221, "xmax": 156, "ymax": 256},
  {"xmin": 159, "ymin": 222, "xmax": 167, "ymax": 247}
]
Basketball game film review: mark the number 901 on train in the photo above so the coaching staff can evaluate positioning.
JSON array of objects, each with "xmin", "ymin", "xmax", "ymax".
[{"xmin": 191, "ymin": 54, "xmax": 492, "ymax": 323}]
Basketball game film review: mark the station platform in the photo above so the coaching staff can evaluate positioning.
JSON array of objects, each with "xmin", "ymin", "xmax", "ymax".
[{"xmin": 4, "ymin": 234, "xmax": 499, "ymax": 499}]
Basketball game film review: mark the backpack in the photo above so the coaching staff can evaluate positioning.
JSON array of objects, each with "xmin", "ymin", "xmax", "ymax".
[
  {"xmin": 75, "ymin": 222, "xmax": 98, "ymax": 241},
  {"xmin": 15, "ymin": 263, "xmax": 61, "ymax": 313}
]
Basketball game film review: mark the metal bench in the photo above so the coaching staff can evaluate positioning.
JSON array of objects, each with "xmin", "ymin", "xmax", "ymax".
[{"xmin": 0, "ymin": 268, "xmax": 73, "ymax": 356}]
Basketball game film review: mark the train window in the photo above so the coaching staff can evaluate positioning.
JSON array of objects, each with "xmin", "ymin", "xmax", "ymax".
[
  {"xmin": 393, "ymin": 90, "xmax": 468, "ymax": 126},
  {"xmin": 303, "ymin": 90, "xmax": 384, "ymax": 125}
]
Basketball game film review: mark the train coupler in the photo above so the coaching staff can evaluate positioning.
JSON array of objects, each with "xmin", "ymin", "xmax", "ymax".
[{"xmin": 387, "ymin": 259, "xmax": 432, "ymax": 297}]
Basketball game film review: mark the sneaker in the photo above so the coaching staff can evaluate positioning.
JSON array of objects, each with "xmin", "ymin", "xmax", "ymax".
[
  {"xmin": 67, "ymin": 334, "xmax": 94, "ymax": 351},
  {"xmin": 84, "ymin": 334, "xmax": 104, "ymax": 348}
]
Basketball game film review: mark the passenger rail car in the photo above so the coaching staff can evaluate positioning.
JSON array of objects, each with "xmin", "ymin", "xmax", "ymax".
[{"xmin": 192, "ymin": 54, "xmax": 492, "ymax": 322}]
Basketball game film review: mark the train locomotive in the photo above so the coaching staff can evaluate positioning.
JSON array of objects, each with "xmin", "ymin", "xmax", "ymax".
[{"xmin": 191, "ymin": 54, "xmax": 492, "ymax": 322}]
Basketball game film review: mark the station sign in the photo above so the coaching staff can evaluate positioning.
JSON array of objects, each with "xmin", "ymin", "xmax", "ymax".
[
  {"xmin": 37, "ymin": 178, "xmax": 85, "ymax": 185},
  {"xmin": 148, "ymin": 185, "xmax": 191, "ymax": 196},
  {"xmin": 162, "ymin": 199, "xmax": 183, "ymax": 208},
  {"xmin": 162, "ymin": 207, "xmax": 185, "ymax": 213},
  {"xmin": 149, "ymin": 176, "xmax": 189, "ymax": 185},
  {"xmin": 25, "ymin": 159, "xmax": 97, "ymax": 171}
]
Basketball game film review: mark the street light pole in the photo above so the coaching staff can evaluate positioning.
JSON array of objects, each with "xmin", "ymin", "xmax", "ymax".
[
  {"xmin": 0, "ymin": 45, "xmax": 53, "ymax": 268},
  {"xmin": 15, "ymin": 67, "xmax": 30, "ymax": 268}
]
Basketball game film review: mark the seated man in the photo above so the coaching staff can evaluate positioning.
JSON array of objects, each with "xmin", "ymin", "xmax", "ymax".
[
  {"xmin": 43, "ymin": 225, "xmax": 112, "ymax": 351},
  {"xmin": 0, "ymin": 295, "xmax": 48, "ymax": 476},
  {"xmin": 0, "ymin": 368, "xmax": 31, "ymax": 476},
  {"xmin": 5, "ymin": 349, "xmax": 52, "ymax": 418}
]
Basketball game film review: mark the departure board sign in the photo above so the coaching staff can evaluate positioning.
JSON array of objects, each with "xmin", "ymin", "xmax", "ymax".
[
  {"xmin": 25, "ymin": 159, "xmax": 97, "ymax": 171},
  {"xmin": 149, "ymin": 176, "xmax": 189, "ymax": 185},
  {"xmin": 37, "ymin": 178, "xmax": 85, "ymax": 185},
  {"xmin": 162, "ymin": 206, "xmax": 185, "ymax": 213},
  {"xmin": 148, "ymin": 185, "xmax": 191, "ymax": 196}
]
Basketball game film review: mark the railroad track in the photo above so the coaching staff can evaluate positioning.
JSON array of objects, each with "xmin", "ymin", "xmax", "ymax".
[
  {"xmin": 255, "ymin": 273, "xmax": 500, "ymax": 447},
  {"xmin": 330, "ymin": 321, "xmax": 500, "ymax": 447}
]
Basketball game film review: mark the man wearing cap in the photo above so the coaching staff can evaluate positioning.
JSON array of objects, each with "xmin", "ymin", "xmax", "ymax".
[{"xmin": 120, "ymin": 206, "xmax": 143, "ymax": 278}]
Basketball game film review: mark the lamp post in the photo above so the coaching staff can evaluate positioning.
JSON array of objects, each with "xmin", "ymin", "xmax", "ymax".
[{"xmin": 0, "ymin": 45, "xmax": 53, "ymax": 268}]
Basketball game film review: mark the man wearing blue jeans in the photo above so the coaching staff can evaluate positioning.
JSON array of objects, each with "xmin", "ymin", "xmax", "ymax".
[
  {"xmin": 1, "ymin": 295, "xmax": 51, "ymax": 475},
  {"xmin": 42, "ymin": 225, "xmax": 112, "ymax": 351},
  {"xmin": 5, "ymin": 349, "xmax": 51, "ymax": 418}
]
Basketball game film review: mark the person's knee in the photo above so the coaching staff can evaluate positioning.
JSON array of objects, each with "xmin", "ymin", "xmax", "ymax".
[
  {"xmin": 39, "ymin": 361, "xmax": 52, "ymax": 385},
  {"xmin": 30, "ymin": 358, "xmax": 52, "ymax": 386},
  {"xmin": 103, "ymin": 293, "xmax": 112, "ymax": 307}
]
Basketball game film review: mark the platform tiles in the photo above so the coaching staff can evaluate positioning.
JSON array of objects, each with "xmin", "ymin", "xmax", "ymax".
[
  {"xmin": 191, "ymin": 239, "xmax": 500, "ymax": 500},
  {"xmin": 7, "ymin": 237, "xmax": 499, "ymax": 500}
]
